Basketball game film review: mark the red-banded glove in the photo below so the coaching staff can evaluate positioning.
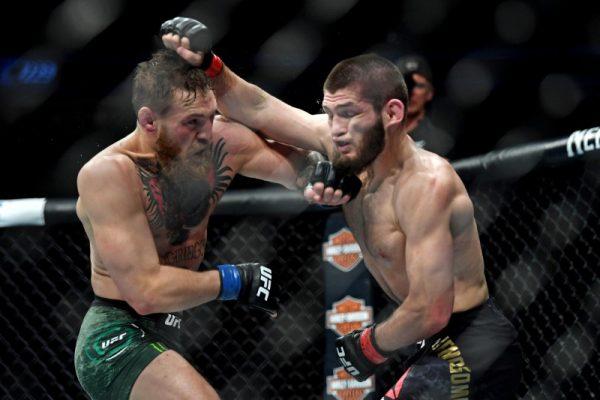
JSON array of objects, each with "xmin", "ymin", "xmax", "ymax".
[
  {"xmin": 335, "ymin": 325, "xmax": 392, "ymax": 381},
  {"xmin": 160, "ymin": 17, "xmax": 223, "ymax": 77}
]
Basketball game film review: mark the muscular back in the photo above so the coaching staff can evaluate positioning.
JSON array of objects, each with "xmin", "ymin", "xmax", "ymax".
[{"xmin": 343, "ymin": 146, "xmax": 488, "ymax": 312}]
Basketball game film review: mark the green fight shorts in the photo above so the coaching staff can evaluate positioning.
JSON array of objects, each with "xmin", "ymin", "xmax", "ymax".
[{"xmin": 74, "ymin": 296, "xmax": 184, "ymax": 400}]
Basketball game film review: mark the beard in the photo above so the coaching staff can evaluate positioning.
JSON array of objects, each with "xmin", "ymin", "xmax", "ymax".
[
  {"xmin": 156, "ymin": 126, "xmax": 211, "ymax": 170},
  {"xmin": 332, "ymin": 118, "xmax": 385, "ymax": 175},
  {"xmin": 155, "ymin": 127, "xmax": 214, "ymax": 245}
]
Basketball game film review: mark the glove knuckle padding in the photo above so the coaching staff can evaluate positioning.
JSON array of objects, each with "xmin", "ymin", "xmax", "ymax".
[
  {"xmin": 160, "ymin": 20, "xmax": 177, "ymax": 35},
  {"xmin": 310, "ymin": 161, "xmax": 338, "ymax": 187},
  {"xmin": 335, "ymin": 329, "xmax": 378, "ymax": 382},
  {"xmin": 160, "ymin": 17, "xmax": 213, "ymax": 53},
  {"xmin": 237, "ymin": 263, "xmax": 277, "ymax": 317},
  {"xmin": 308, "ymin": 159, "xmax": 362, "ymax": 200},
  {"xmin": 339, "ymin": 175, "xmax": 362, "ymax": 198}
]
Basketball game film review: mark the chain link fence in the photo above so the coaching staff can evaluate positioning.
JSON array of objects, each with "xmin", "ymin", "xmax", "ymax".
[{"xmin": 1, "ymin": 160, "xmax": 599, "ymax": 399}]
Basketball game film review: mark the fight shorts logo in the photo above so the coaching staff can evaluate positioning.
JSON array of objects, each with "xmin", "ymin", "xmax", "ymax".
[
  {"xmin": 566, "ymin": 126, "xmax": 600, "ymax": 157},
  {"xmin": 326, "ymin": 366, "xmax": 375, "ymax": 400},
  {"xmin": 326, "ymin": 296, "xmax": 373, "ymax": 336},
  {"xmin": 85, "ymin": 324, "xmax": 140, "ymax": 364},
  {"xmin": 165, "ymin": 314, "xmax": 182, "ymax": 329},
  {"xmin": 323, "ymin": 228, "xmax": 363, "ymax": 271}
]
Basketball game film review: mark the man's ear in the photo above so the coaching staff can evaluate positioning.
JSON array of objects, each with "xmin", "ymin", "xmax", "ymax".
[
  {"xmin": 382, "ymin": 99, "xmax": 405, "ymax": 129},
  {"xmin": 138, "ymin": 107, "xmax": 159, "ymax": 137}
]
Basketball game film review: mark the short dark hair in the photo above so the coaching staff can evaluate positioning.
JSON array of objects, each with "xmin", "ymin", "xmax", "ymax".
[
  {"xmin": 132, "ymin": 49, "xmax": 212, "ymax": 116},
  {"xmin": 323, "ymin": 53, "xmax": 408, "ymax": 111}
]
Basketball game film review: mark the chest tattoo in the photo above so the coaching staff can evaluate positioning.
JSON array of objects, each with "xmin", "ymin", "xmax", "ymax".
[{"xmin": 136, "ymin": 138, "xmax": 233, "ymax": 245}]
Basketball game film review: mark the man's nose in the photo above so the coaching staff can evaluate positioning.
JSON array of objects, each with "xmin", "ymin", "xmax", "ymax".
[
  {"xmin": 196, "ymin": 127, "xmax": 211, "ymax": 141},
  {"xmin": 330, "ymin": 116, "xmax": 347, "ymax": 138}
]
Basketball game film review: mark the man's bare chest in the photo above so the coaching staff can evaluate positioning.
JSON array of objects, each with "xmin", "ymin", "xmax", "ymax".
[
  {"xmin": 344, "ymin": 190, "xmax": 405, "ymax": 267},
  {"xmin": 133, "ymin": 139, "xmax": 234, "ymax": 253}
]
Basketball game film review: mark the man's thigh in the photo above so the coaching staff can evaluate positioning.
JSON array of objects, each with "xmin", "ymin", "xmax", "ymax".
[{"xmin": 130, "ymin": 350, "xmax": 219, "ymax": 400}]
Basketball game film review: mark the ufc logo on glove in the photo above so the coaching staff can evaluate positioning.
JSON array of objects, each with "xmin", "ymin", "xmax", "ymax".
[{"xmin": 257, "ymin": 266, "xmax": 272, "ymax": 301}]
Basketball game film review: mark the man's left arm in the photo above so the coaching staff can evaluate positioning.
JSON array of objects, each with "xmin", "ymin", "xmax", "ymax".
[
  {"xmin": 222, "ymin": 119, "xmax": 351, "ymax": 205},
  {"xmin": 335, "ymin": 174, "xmax": 455, "ymax": 381}
]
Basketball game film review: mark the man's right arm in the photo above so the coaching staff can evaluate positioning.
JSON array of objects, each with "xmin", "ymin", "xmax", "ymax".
[
  {"xmin": 214, "ymin": 65, "xmax": 331, "ymax": 154},
  {"xmin": 162, "ymin": 29, "xmax": 331, "ymax": 155},
  {"xmin": 78, "ymin": 156, "xmax": 221, "ymax": 315},
  {"xmin": 79, "ymin": 156, "xmax": 278, "ymax": 317}
]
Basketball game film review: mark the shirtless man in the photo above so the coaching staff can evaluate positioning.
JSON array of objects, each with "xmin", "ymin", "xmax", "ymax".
[
  {"xmin": 73, "ymin": 48, "xmax": 327, "ymax": 400},
  {"xmin": 163, "ymin": 18, "xmax": 522, "ymax": 399}
]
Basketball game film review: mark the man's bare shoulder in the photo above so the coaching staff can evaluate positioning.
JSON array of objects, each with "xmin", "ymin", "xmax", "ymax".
[
  {"xmin": 394, "ymin": 150, "xmax": 458, "ymax": 208},
  {"xmin": 78, "ymin": 152, "xmax": 138, "ymax": 196},
  {"xmin": 403, "ymin": 149, "xmax": 454, "ymax": 183}
]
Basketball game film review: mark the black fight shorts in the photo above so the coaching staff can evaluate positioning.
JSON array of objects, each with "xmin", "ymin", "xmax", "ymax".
[{"xmin": 383, "ymin": 298, "xmax": 522, "ymax": 400}]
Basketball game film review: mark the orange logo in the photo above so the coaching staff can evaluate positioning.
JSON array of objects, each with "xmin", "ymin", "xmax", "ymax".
[
  {"xmin": 326, "ymin": 296, "xmax": 373, "ymax": 337},
  {"xmin": 326, "ymin": 367, "xmax": 375, "ymax": 400},
  {"xmin": 323, "ymin": 228, "xmax": 363, "ymax": 271}
]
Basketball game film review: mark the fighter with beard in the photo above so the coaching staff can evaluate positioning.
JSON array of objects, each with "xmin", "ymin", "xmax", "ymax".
[
  {"xmin": 73, "ymin": 49, "xmax": 346, "ymax": 400},
  {"xmin": 163, "ymin": 18, "xmax": 522, "ymax": 399}
]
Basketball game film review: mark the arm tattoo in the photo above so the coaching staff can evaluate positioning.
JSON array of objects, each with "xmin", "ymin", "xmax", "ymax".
[{"xmin": 210, "ymin": 138, "xmax": 233, "ymax": 203}]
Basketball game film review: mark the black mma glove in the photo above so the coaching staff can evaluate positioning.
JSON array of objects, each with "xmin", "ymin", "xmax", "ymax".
[
  {"xmin": 217, "ymin": 263, "xmax": 277, "ymax": 318},
  {"xmin": 160, "ymin": 17, "xmax": 223, "ymax": 77},
  {"xmin": 302, "ymin": 151, "xmax": 362, "ymax": 200},
  {"xmin": 335, "ymin": 325, "xmax": 392, "ymax": 382}
]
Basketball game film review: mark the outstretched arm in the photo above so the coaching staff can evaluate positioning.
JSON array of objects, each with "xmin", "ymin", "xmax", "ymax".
[
  {"xmin": 161, "ymin": 23, "xmax": 332, "ymax": 155},
  {"xmin": 213, "ymin": 65, "xmax": 331, "ymax": 153},
  {"xmin": 218, "ymin": 118, "xmax": 351, "ymax": 205}
]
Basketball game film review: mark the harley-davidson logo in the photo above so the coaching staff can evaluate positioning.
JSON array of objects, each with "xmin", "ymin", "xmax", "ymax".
[
  {"xmin": 326, "ymin": 366, "xmax": 375, "ymax": 400},
  {"xmin": 326, "ymin": 296, "xmax": 373, "ymax": 337},
  {"xmin": 323, "ymin": 228, "xmax": 363, "ymax": 271}
]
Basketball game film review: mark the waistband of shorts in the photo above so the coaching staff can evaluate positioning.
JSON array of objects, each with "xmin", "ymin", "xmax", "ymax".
[
  {"xmin": 92, "ymin": 295, "xmax": 138, "ymax": 312},
  {"xmin": 92, "ymin": 295, "xmax": 183, "ymax": 319},
  {"xmin": 447, "ymin": 297, "xmax": 493, "ymax": 325}
]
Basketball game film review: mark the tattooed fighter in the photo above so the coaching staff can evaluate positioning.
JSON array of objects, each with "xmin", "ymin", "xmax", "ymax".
[{"xmin": 73, "ymin": 49, "xmax": 343, "ymax": 400}]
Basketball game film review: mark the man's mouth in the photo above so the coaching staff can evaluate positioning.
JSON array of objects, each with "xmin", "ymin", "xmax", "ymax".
[{"xmin": 335, "ymin": 141, "xmax": 352, "ymax": 154}]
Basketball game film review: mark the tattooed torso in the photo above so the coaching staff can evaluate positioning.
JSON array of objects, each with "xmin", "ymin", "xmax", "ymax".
[{"xmin": 133, "ymin": 138, "xmax": 233, "ymax": 270}]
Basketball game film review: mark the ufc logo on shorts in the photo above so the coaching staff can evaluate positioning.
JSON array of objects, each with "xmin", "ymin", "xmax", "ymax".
[
  {"xmin": 257, "ymin": 266, "xmax": 272, "ymax": 301},
  {"xmin": 165, "ymin": 314, "xmax": 181, "ymax": 329},
  {"xmin": 101, "ymin": 333, "xmax": 126, "ymax": 349},
  {"xmin": 336, "ymin": 345, "xmax": 360, "ymax": 377}
]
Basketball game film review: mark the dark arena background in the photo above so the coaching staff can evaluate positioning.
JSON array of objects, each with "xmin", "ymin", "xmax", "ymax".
[{"xmin": 1, "ymin": 1, "xmax": 599, "ymax": 399}]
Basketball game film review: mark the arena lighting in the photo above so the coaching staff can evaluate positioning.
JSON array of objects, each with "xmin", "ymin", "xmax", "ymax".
[{"xmin": 0, "ymin": 58, "xmax": 58, "ymax": 86}]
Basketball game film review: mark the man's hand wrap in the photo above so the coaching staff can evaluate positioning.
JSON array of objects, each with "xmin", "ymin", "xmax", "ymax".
[
  {"xmin": 303, "ymin": 151, "xmax": 362, "ymax": 200},
  {"xmin": 217, "ymin": 263, "xmax": 277, "ymax": 318},
  {"xmin": 335, "ymin": 325, "xmax": 392, "ymax": 381},
  {"xmin": 160, "ymin": 17, "xmax": 223, "ymax": 77}
]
